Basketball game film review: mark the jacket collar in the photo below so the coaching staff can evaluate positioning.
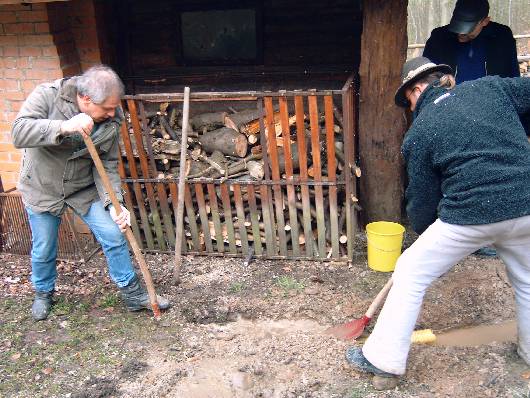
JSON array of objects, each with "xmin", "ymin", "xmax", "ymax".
[
  {"xmin": 55, "ymin": 77, "xmax": 80, "ymax": 120},
  {"xmin": 412, "ymin": 82, "xmax": 450, "ymax": 119}
]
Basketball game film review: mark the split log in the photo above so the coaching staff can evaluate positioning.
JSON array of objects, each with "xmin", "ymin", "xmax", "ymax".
[
  {"xmin": 199, "ymin": 127, "xmax": 248, "ymax": 158},
  {"xmin": 190, "ymin": 112, "xmax": 227, "ymax": 132},
  {"xmin": 152, "ymin": 138, "xmax": 182, "ymax": 156},
  {"xmin": 246, "ymin": 160, "xmax": 264, "ymax": 180},
  {"xmin": 224, "ymin": 109, "xmax": 263, "ymax": 133},
  {"xmin": 159, "ymin": 114, "xmax": 179, "ymax": 141}
]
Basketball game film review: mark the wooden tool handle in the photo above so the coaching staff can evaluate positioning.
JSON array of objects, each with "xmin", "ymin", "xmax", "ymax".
[
  {"xmin": 82, "ymin": 134, "xmax": 161, "ymax": 319},
  {"xmin": 173, "ymin": 87, "xmax": 190, "ymax": 284},
  {"xmin": 365, "ymin": 277, "xmax": 393, "ymax": 318}
]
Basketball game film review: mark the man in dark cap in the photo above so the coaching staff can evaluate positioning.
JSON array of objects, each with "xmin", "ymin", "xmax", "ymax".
[
  {"xmin": 423, "ymin": 0, "xmax": 520, "ymax": 83},
  {"xmin": 423, "ymin": 0, "xmax": 524, "ymax": 257},
  {"xmin": 345, "ymin": 56, "xmax": 530, "ymax": 384}
]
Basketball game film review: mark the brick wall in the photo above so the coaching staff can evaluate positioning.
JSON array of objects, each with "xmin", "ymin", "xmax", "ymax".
[{"xmin": 0, "ymin": 0, "xmax": 102, "ymax": 190}]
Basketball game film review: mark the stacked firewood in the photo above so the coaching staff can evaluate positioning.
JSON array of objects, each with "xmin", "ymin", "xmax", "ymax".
[{"xmin": 122, "ymin": 102, "xmax": 358, "ymax": 257}]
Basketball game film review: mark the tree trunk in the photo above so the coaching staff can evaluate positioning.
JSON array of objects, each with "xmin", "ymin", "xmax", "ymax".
[
  {"xmin": 199, "ymin": 127, "xmax": 248, "ymax": 157},
  {"xmin": 359, "ymin": 0, "xmax": 408, "ymax": 224}
]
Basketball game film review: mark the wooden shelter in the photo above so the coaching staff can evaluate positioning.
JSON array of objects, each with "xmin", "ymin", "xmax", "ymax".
[{"xmin": 0, "ymin": 0, "xmax": 409, "ymax": 260}]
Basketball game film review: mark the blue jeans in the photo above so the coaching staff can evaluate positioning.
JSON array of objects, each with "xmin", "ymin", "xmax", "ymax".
[{"xmin": 26, "ymin": 201, "xmax": 136, "ymax": 292}]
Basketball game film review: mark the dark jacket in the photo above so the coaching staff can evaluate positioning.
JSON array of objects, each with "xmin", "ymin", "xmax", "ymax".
[
  {"xmin": 12, "ymin": 78, "xmax": 124, "ymax": 216},
  {"xmin": 402, "ymin": 76, "xmax": 530, "ymax": 234},
  {"xmin": 423, "ymin": 22, "xmax": 520, "ymax": 79}
]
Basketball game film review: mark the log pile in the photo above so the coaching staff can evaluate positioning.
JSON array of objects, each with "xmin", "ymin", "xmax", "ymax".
[{"xmin": 121, "ymin": 101, "xmax": 358, "ymax": 258}]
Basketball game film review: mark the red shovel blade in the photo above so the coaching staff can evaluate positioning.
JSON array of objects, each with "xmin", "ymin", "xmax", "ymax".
[{"xmin": 325, "ymin": 315, "xmax": 372, "ymax": 340}]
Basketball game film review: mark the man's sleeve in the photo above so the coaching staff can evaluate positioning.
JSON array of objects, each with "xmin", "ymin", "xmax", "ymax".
[
  {"xmin": 423, "ymin": 30, "xmax": 442, "ymax": 65},
  {"xmin": 402, "ymin": 131, "xmax": 442, "ymax": 234},
  {"xmin": 11, "ymin": 84, "xmax": 64, "ymax": 148},
  {"xmin": 505, "ymin": 26, "xmax": 520, "ymax": 78}
]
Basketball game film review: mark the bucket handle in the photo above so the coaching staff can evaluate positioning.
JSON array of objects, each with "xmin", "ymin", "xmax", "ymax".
[{"xmin": 367, "ymin": 232, "xmax": 407, "ymax": 253}]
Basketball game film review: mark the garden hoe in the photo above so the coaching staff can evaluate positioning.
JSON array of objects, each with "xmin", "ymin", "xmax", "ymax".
[
  {"xmin": 82, "ymin": 134, "xmax": 162, "ymax": 319},
  {"xmin": 327, "ymin": 277, "xmax": 393, "ymax": 340}
]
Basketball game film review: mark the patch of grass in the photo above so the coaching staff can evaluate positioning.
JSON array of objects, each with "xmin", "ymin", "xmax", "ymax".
[
  {"xmin": 99, "ymin": 293, "xmax": 120, "ymax": 309},
  {"xmin": 51, "ymin": 296, "xmax": 75, "ymax": 316},
  {"xmin": 274, "ymin": 275, "xmax": 304, "ymax": 293},
  {"xmin": 229, "ymin": 281, "xmax": 246, "ymax": 294}
]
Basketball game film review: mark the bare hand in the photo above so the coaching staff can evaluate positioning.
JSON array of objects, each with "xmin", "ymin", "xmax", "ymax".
[
  {"xmin": 60, "ymin": 113, "xmax": 94, "ymax": 137},
  {"xmin": 109, "ymin": 205, "xmax": 131, "ymax": 233}
]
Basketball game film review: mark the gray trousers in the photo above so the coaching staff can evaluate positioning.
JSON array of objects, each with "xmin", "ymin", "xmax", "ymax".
[{"xmin": 363, "ymin": 216, "xmax": 530, "ymax": 375}]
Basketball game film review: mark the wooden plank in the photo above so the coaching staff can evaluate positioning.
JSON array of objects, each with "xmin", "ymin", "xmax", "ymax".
[
  {"xmin": 257, "ymin": 100, "xmax": 277, "ymax": 256},
  {"xmin": 278, "ymin": 96, "xmax": 300, "ymax": 256},
  {"xmin": 232, "ymin": 184, "xmax": 249, "ymax": 255},
  {"xmin": 117, "ymin": 148, "xmax": 141, "ymax": 246},
  {"xmin": 264, "ymin": 96, "xmax": 287, "ymax": 256},
  {"xmin": 342, "ymin": 81, "xmax": 356, "ymax": 259},
  {"xmin": 194, "ymin": 183, "xmax": 214, "ymax": 253},
  {"xmin": 127, "ymin": 99, "xmax": 166, "ymax": 250},
  {"xmin": 324, "ymin": 95, "xmax": 340, "ymax": 258},
  {"xmin": 168, "ymin": 183, "xmax": 187, "ymax": 254},
  {"xmin": 220, "ymin": 183, "xmax": 237, "ymax": 254},
  {"xmin": 207, "ymin": 183, "xmax": 224, "ymax": 253},
  {"xmin": 138, "ymin": 101, "xmax": 175, "ymax": 248},
  {"xmin": 183, "ymin": 184, "xmax": 202, "ymax": 252},
  {"xmin": 259, "ymin": 184, "xmax": 276, "ymax": 256},
  {"xmin": 294, "ymin": 95, "xmax": 314, "ymax": 257},
  {"xmin": 118, "ymin": 115, "xmax": 154, "ymax": 249},
  {"xmin": 246, "ymin": 185, "xmax": 263, "ymax": 256},
  {"xmin": 308, "ymin": 94, "xmax": 326, "ymax": 258}
]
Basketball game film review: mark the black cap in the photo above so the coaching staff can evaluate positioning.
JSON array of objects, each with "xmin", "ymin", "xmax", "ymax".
[
  {"xmin": 395, "ymin": 57, "xmax": 453, "ymax": 108},
  {"xmin": 448, "ymin": 0, "xmax": 489, "ymax": 34}
]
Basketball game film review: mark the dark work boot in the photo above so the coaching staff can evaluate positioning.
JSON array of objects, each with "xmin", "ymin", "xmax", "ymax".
[
  {"xmin": 32, "ymin": 291, "xmax": 54, "ymax": 321},
  {"xmin": 119, "ymin": 276, "xmax": 170, "ymax": 312}
]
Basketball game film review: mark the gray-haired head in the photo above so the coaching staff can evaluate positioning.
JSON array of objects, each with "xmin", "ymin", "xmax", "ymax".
[{"xmin": 75, "ymin": 65, "xmax": 124, "ymax": 104}]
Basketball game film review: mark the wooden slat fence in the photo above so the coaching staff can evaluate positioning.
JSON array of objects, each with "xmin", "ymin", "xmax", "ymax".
[{"xmin": 120, "ymin": 78, "xmax": 358, "ymax": 261}]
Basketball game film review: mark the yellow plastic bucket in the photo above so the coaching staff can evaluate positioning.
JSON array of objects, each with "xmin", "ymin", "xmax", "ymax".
[{"xmin": 366, "ymin": 221, "xmax": 405, "ymax": 272}]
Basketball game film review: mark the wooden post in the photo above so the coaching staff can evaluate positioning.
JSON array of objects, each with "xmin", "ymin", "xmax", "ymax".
[
  {"xmin": 173, "ymin": 87, "xmax": 190, "ymax": 284},
  {"xmin": 359, "ymin": 0, "xmax": 408, "ymax": 224}
]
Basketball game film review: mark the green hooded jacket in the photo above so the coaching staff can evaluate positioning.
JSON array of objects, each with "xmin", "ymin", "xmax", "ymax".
[{"xmin": 12, "ymin": 77, "xmax": 124, "ymax": 216}]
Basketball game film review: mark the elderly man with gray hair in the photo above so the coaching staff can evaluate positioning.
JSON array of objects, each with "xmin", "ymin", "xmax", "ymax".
[{"xmin": 12, "ymin": 65, "xmax": 170, "ymax": 321}]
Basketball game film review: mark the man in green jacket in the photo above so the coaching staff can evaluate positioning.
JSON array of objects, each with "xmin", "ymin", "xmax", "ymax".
[
  {"xmin": 12, "ymin": 65, "xmax": 169, "ymax": 321},
  {"xmin": 346, "ymin": 57, "xmax": 530, "ymax": 381}
]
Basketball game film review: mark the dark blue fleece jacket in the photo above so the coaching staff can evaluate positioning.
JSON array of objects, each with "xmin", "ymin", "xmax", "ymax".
[{"xmin": 402, "ymin": 76, "xmax": 530, "ymax": 234}]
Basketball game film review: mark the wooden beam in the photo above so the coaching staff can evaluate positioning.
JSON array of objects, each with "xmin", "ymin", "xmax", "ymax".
[
  {"xmin": 358, "ymin": 0, "xmax": 408, "ymax": 224},
  {"xmin": 0, "ymin": 0, "xmax": 70, "ymax": 4}
]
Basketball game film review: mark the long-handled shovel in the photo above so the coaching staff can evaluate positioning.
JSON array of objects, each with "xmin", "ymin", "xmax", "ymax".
[
  {"xmin": 173, "ymin": 86, "xmax": 190, "ymax": 284},
  {"xmin": 82, "ymin": 134, "xmax": 161, "ymax": 319},
  {"xmin": 327, "ymin": 277, "xmax": 393, "ymax": 340}
]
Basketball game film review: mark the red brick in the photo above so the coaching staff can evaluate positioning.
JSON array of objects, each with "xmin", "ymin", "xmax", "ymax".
[
  {"xmin": 8, "ymin": 100, "xmax": 23, "ymax": 112},
  {"xmin": 3, "ymin": 57, "xmax": 15, "ymax": 68},
  {"xmin": 21, "ymin": 79, "xmax": 38, "ymax": 93},
  {"xmin": 16, "ymin": 10, "xmax": 48, "ymax": 23},
  {"xmin": 0, "ymin": 34, "xmax": 18, "ymax": 46},
  {"xmin": 4, "ymin": 79, "xmax": 19, "ymax": 91},
  {"xmin": 3, "ymin": 68, "xmax": 23, "ymax": 79},
  {"xmin": 0, "ymin": 11, "xmax": 17, "ymax": 24},
  {"xmin": 5, "ymin": 112, "xmax": 19, "ymax": 121},
  {"xmin": 25, "ymin": 68, "xmax": 50, "ymax": 80},
  {"xmin": 4, "ymin": 91, "xmax": 25, "ymax": 101},
  {"xmin": 18, "ymin": 34, "xmax": 53, "ymax": 46},
  {"xmin": 4, "ymin": 22, "xmax": 34, "ymax": 34},
  {"xmin": 33, "ymin": 58, "xmax": 61, "ymax": 70},
  {"xmin": 3, "ymin": 46, "xmax": 18, "ymax": 56},
  {"xmin": 9, "ymin": 152, "xmax": 21, "ymax": 162},
  {"xmin": 34, "ymin": 22, "xmax": 50, "ymax": 33},
  {"xmin": 1, "ymin": 161, "xmax": 21, "ymax": 172},
  {"xmin": 47, "ymin": 69, "xmax": 64, "ymax": 80},
  {"xmin": 0, "ymin": 152, "xmax": 8, "ymax": 161},
  {"xmin": 0, "ymin": 142, "xmax": 16, "ymax": 152},
  {"xmin": 0, "ymin": 4, "xmax": 32, "ymax": 11},
  {"xmin": 17, "ymin": 57, "xmax": 30, "ymax": 69},
  {"xmin": 42, "ymin": 45, "xmax": 58, "ymax": 57},
  {"xmin": 19, "ymin": 46, "xmax": 42, "ymax": 56}
]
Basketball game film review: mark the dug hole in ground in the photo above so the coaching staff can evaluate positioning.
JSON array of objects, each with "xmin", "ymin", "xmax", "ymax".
[{"xmin": 1, "ymin": 229, "xmax": 529, "ymax": 398}]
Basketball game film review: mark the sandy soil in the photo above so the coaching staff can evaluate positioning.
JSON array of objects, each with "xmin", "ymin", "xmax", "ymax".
[{"xmin": 1, "ymin": 231, "xmax": 530, "ymax": 398}]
